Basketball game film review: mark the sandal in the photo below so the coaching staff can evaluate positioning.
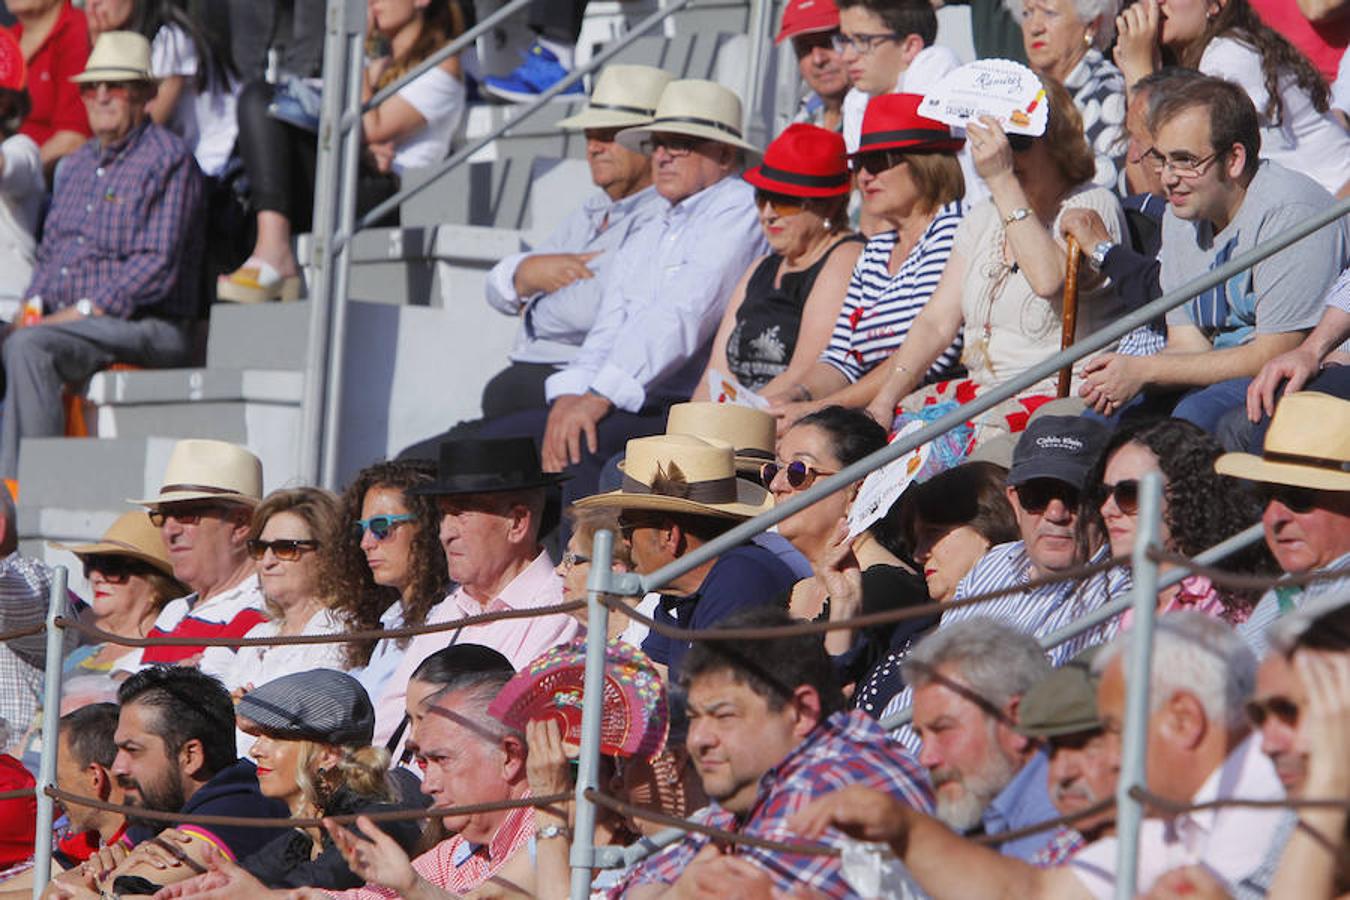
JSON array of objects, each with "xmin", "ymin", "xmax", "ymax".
[{"xmin": 217, "ymin": 258, "xmax": 304, "ymax": 303}]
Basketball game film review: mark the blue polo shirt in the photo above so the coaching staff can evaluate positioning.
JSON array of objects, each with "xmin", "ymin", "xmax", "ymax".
[{"xmin": 980, "ymin": 750, "xmax": 1060, "ymax": 862}]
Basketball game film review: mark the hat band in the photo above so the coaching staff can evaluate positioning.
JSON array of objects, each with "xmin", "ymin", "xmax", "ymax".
[
  {"xmin": 1261, "ymin": 450, "xmax": 1350, "ymax": 474},
  {"xmin": 648, "ymin": 114, "xmax": 744, "ymax": 140},
  {"xmin": 756, "ymin": 163, "xmax": 849, "ymax": 188},
  {"xmin": 80, "ymin": 65, "xmax": 152, "ymax": 79},
  {"xmin": 159, "ymin": 483, "xmax": 246, "ymax": 497},
  {"xmin": 858, "ymin": 127, "xmax": 955, "ymax": 149},
  {"xmin": 735, "ymin": 447, "xmax": 774, "ymax": 460},
  {"xmin": 587, "ymin": 101, "xmax": 657, "ymax": 116},
  {"xmin": 621, "ymin": 472, "xmax": 738, "ymax": 504}
]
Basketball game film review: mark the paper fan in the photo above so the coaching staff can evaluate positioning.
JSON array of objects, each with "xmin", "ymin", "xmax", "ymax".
[{"xmin": 488, "ymin": 639, "xmax": 669, "ymax": 759}]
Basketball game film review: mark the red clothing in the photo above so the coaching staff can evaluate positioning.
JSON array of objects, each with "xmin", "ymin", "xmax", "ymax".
[
  {"xmin": 1251, "ymin": 0, "xmax": 1350, "ymax": 84},
  {"xmin": 0, "ymin": 754, "xmax": 36, "ymax": 869},
  {"xmin": 9, "ymin": 2, "xmax": 91, "ymax": 147}
]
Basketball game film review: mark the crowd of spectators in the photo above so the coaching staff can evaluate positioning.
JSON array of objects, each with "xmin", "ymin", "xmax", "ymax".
[{"xmin": 0, "ymin": 0, "xmax": 1349, "ymax": 895}]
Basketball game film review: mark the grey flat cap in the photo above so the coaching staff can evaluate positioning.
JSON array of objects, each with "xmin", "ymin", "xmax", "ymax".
[{"xmin": 236, "ymin": 668, "xmax": 375, "ymax": 747}]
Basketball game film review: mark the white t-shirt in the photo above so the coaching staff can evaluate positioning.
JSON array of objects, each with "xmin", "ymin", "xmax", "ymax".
[
  {"xmin": 1200, "ymin": 37, "xmax": 1350, "ymax": 195},
  {"xmin": 1332, "ymin": 47, "xmax": 1350, "ymax": 115},
  {"xmin": 391, "ymin": 64, "xmax": 466, "ymax": 174},
  {"xmin": 0, "ymin": 133, "xmax": 43, "ymax": 298},
  {"xmin": 151, "ymin": 24, "xmax": 240, "ymax": 177}
]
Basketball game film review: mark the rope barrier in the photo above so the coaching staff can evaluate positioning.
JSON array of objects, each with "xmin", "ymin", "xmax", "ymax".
[
  {"xmin": 45, "ymin": 786, "xmax": 571, "ymax": 829},
  {"xmin": 0, "ymin": 622, "xmax": 44, "ymax": 643},
  {"xmin": 969, "ymin": 798, "xmax": 1114, "ymax": 847},
  {"xmin": 1127, "ymin": 786, "xmax": 1350, "ymax": 813},
  {"xmin": 1147, "ymin": 549, "xmax": 1350, "ymax": 593},
  {"xmin": 0, "ymin": 787, "xmax": 35, "ymax": 801}
]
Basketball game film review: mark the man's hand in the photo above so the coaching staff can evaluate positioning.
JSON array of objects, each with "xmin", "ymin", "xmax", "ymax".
[
  {"xmin": 669, "ymin": 846, "xmax": 777, "ymax": 900},
  {"xmin": 513, "ymin": 252, "xmax": 602, "ymax": 298},
  {"xmin": 323, "ymin": 815, "xmax": 419, "ymax": 897},
  {"xmin": 789, "ymin": 784, "xmax": 913, "ymax": 846},
  {"xmin": 28, "ymin": 305, "xmax": 95, "ymax": 329},
  {"xmin": 1079, "ymin": 352, "xmax": 1146, "ymax": 415},
  {"xmin": 1060, "ymin": 209, "xmax": 1113, "ymax": 253},
  {"xmin": 1245, "ymin": 345, "xmax": 1320, "ymax": 421},
  {"xmin": 541, "ymin": 392, "xmax": 611, "ymax": 471}
]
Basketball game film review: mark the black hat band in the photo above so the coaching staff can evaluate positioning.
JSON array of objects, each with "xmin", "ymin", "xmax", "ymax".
[
  {"xmin": 621, "ymin": 473, "xmax": 738, "ymax": 504},
  {"xmin": 587, "ymin": 101, "xmax": 656, "ymax": 116},
  {"xmin": 1261, "ymin": 450, "xmax": 1350, "ymax": 473},
  {"xmin": 858, "ymin": 127, "xmax": 955, "ymax": 149},
  {"xmin": 755, "ymin": 163, "xmax": 849, "ymax": 188},
  {"xmin": 648, "ymin": 114, "xmax": 744, "ymax": 140}
]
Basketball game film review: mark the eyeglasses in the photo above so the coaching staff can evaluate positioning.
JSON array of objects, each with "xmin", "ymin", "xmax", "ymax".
[
  {"xmin": 353, "ymin": 513, "xmax": 416, "ymax": 540},
  {"xmin": 1014, "ymin": 479, "xmax": 1080, "ymax": 514},
  {"xmin": 1099, "ymin": 479, "xmax": 1140, "ymax": 516},
  {"xmin": 638, "ymin": 134, "xmax": 707, "ymax": 157},
  {"xmin": 148, "ymin": 504, "xmax": 229, "ymax": 527},
  {"xmin": 830, "ymin": 31, "xmax": 901, "ymax": 55},
  {"xmin": 853, "ymin": 149, "xmax": 908, "ymax": 176},
  {"xmin": 247, "ymin": 539, "xmax": 320, "ymax": 561},
  {"xmin": 1257, "ymin": 483, "xmax": 1320, "ymax": 515},
  {"xmin": 560, "ymin": 550, "xmax": 591, "ymax": 571},
  {"xmin": 1147, "ymin": 148, "xmax": 1226, "ymax": 178},
  {"xmin": 754, "ymin": 189, "xmax": 807, "ymax": 218},
  {"xmin": 1245, "ymin": 695, "xmax": 1299, "ymax": 729},
  {"xmin": 761, "ymin": 459, "xmax": 837, "ymax": 490},
  {"xmin": 78, "ymin": 81, "xmax": 133, "ymax": 98},
  {"xmin": 82, "ymin": 554, "xmax": 149, "ymax": 584}
]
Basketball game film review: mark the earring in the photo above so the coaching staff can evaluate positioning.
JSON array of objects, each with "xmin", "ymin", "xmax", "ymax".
[{"xmin": 1084, "ymin": 33, "xmax": 1093, "ymax": 47}]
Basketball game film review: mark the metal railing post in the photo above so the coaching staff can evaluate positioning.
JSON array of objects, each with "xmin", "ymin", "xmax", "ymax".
[
  {"xmin": 298, "ymin": 0, "xmax": 364, "ymax": 486},
  {"xmin": 32, "ymin": 565, "xmax": 68, "ymax": 897},
  {"xmin": 571, "ymin": 529, "xmax": 615, "ymax": 899},
  {"xmin": 1114, "ymin": 472, "xmax": 1163, "ymax": 900},
  {"xmin": 741, "ymin": 0, "xmax": 772, "ymax": 142}
]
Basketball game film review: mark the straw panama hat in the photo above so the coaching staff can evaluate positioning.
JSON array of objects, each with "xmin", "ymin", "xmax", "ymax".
[
  {"xmin": 556, "ymin": 64, "xmax": 674, "ymax": 131},
  {"xmin": 71, "ymin": 31, "xmax": 155, "ymax": 84},
  {"xmin": 1215, "ymin": 392, "xmax": 1350, "ymax": 491},
  {"xmin": 49, "ymin": 511, "xmax": 175, "ymax": 577},
  {"xmin": 129, "ymin": 439, "xmax": 263, "ymax": 508},
  {"xmin": 576, "ymin": 434, "xmax": 772, "ymax": 519},
  {"xmin": 616, "ymin": 79, "xmax": 760, "ymax": 155},
  {"xmin": 665, "ymin": 402, "xmax": 775, "ymax": 473}
]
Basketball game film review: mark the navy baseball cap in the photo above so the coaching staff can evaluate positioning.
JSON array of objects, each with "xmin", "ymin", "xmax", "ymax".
[{"xmin": 1007, "ymin": 416, "xmax": 1108, "ymax": 490}]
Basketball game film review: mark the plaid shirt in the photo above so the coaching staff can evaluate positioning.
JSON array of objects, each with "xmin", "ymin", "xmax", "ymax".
[
  {"xmin": 1031, "ymin": 826, "xmax": 1086, "ymax": 867},
  {"xmin": 0, "ymin": 552, "xmax": 54, "ymax": 748},
  {"xmin": 26, "ymin": 120, "xmax": 204, "ymax": 319},
  {"xmin": 611, "ymin": 711, "xmax": 933, "ymax": 898}
]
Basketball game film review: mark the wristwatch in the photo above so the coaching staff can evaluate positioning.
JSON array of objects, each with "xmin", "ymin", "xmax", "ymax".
[
  {"xmin": 75, "ymin": 298, "xmax": 95, "ymax": 317},
  {"xmin": 537, "ymin": 824, "xmax": 571, "ymax": 840},
  {"xmin": 1003, "ymin": 207, "xmax": 1032, "ymax": 227},
  {"xmin": 1089, "ymin": 240, "xmax": 1115, "ymax": 270}
]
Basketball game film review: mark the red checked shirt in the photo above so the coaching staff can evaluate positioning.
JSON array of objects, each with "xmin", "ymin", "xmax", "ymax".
[
  {"xmin": 9, "ymin": 2, "xmax": 91, "ymax": 147},
  {"xmin": 611, "ymin": 711, "xmax": 935, "ymax": 898}
]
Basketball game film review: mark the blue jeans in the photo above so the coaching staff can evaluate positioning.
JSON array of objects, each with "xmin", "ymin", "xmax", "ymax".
[{"xmin": 1171, "ymin": 377, "xmax": 1253, "ymax": 434}]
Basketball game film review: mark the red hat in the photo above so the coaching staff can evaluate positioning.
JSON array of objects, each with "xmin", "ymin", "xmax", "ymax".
[
  {"xmin": 775, "ymin": 0, "xmax": 840, "ymax": 44},
  {"xmin": 0, "ymin": 30, "xmax": 25, "ymax": 93},
  {"xmin": 744, "ymin": 123, "xmax": 850, "ymax": 198},
  {"xmin": 0, "ymin": 756, "xmax": 35, "ymax": 869},
  {"xmin": 852, "ymin": 93, "xmax": 964, "ymax": 155}
]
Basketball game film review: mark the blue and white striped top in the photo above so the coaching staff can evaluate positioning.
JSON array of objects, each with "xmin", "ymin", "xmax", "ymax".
[{"xmin": 821, "ymin": 201, "xmax": 965, "ymax": 383}]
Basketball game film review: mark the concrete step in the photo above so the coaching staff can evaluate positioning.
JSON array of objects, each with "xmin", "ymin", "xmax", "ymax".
[{"xmin": 401, "ymin": 157, "xmax": 596, "ymax": 243}]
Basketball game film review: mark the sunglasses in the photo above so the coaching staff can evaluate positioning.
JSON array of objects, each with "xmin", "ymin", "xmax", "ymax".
[
  {"xmin": 247, "ymin": 538, "xmax": 320, "ymax": 561},
  {"xmin": 618, "ymin": 512, "xmax": 666, "ymax": 538},
  {"xmin": 353, "ymin": 513, "xmax": 416, "ymax": 540},
  {"xmin": 638, "ymin": 134, "xmax": 706, "ymax": 157},
  {"xmin": 82, "ymin": 554, "xmax": 150, "ymax": 584},
  {"xmin": 1099, "ymin": 479, "xmax": 1140, "ymax": 516},
  {"xmin": 853, "ymin": 149, "xmax": 908, "ymax": 176},
  {"xmin": 1257, "ymin": 482, "xmax": 1320, "ymax": 514},
  {"xmin": 1014, "ymin": 479, "xmax": 1080, "ymax": 514},
  {"xmin": 754, "ymin": 189, "xmax": 807, "ymax": 218},
  {"xmin": 148, "ymin": 504, "xmax": 229, "ymax": 527},
  {"xmin": 1245, "ymin": 695, "xmax": 1299, "ymax": 729},
  {"xmin": 1007, "ymin": 133, "xmax": 1035, "ymax": 153},
  {"xmin": 78, "ymin": 80, "xmax": 134, "ymax": 98},
  {"xmin": 761, "ymin": 459, "xmax": 836, "ymax": 490}
]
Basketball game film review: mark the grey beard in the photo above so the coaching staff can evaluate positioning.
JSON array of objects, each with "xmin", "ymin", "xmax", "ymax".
[{"xmin": 932, "ymin": 751, "xmax": 1021, "ymax": 833}]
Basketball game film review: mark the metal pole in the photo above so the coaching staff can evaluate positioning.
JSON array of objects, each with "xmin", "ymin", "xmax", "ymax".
[
  {"xmin": 298, "ymin": 0, "xmax": 363, "ymax": 486},
  {"xmin": 32, "ymin": 565, "xmax": 68, "ymax": 897},
  {"xmin": 571, "ymin": 529, "xmax": 615, "ymax": 900},
  {"xmin": 1114, "ymin": 472, "xmax": 1163, "ymax": 900},
  {"xmin": 741, "ymin": 0, "xmax": 771, "ymax": 141},
  {"xmin": 319, "ymin": 31, "xmax": 369, "ymax": 490},
  {"xmin": 347, "ymin": 0, "xmax": 696, "ymax": 239}
]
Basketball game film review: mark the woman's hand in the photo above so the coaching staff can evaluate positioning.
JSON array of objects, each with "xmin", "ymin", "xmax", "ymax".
[
  {"xmin": 768, "ymin": 398, "xmax": 825, "ymax": 436},
  {"xmin": 966, "ymin": 117, "xmax": 1016, "ymax": 187},
  {"xmin": 1295, "ymin": 650, "xmax": 1350, "ymax": 798},
  {"xmin": 323, "ymin": 815, "xmax": 419, "ymax": 896},
  {"xmin": 149, "ymin": 845, "xmax": 268, "ymax": 900},
  {"xmin": 1114, "ymin": 0, "xmax": 1162, "ymax": 90},
  {"xmin": 817, "ymin": 519, "xmax": 863, "ymax": 620}
]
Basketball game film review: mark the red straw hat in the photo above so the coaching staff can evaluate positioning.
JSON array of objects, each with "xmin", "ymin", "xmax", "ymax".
[
  {"xmin": 852, "ymin": 93, "xmax": 964, "ymax": 156},
  {"xmin": 776, "ymin": 0, "xmax": 840, "ymax": 43},
  {"xmin": 488, "ymin": 639, "xmax": 669, "ymax": 759},
  {"xmin": 0, "ymin": 30, "xmax": 25, "ymax": 92},
  {"xmin": 743, "ymin": 123, "xmax": 850, "ymax": 198}
]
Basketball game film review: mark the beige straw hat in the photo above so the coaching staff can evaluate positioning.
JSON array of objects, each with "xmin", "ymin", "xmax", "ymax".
[
  {"xmin": 71, "ymin": 31, "xmax": 154, "ymax": 84},
  {"xmin": 576, "ymin": 434, "xmax": 772, "ymax": 519},
  {"xmin": 1215, "ymin": 391, "xmax": 1350, "ymax": 491},
  {"xmin": 50, "ymin": 511, "xmax": 175, "ymax": 577},
  {"xmin": 557, "ymin": 64, "xmax": 674, "ymax": 131},
  {"xmin": 616, "ymin": 79, "xmax": 759, "ymax": 155},
  {"xmin": 665, "ymin": 402, "xmax": 775, "ymax": 473},
  {"xmin": 129, "ymin": 439, "xmax": 263, "ymax": 508}
]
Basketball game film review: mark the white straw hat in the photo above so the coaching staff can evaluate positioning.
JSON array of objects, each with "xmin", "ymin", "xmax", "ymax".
[
  {"xmin": 616, "ymin": 79, "xmax": 759, "ymax": 154},
  {"xmin": 71, "ymin": 31, "xmax": 154, "ymax": 84},
  {"xmin": 576, "ymin": 434, "xmax": 772, "ymax": 519},
  {"xmin": 1215, "ymin": 392, "xmax": 1350, "ymax": 491},
  {"xmin": 129, "ymin": 439, "xmax": 263, "ymax": 508},
  {"xmin": 557, "ymin": 64, "xmax": 674, "ymax": 131}
]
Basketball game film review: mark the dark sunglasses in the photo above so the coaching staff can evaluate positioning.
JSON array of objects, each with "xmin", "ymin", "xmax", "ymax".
[
  {"xmin": 353, "ymin": 513, "xmax": 416, "ymax": 540},
  {"xmin": 82, "ymin": 554, "xmax": 151, "ymax": 584},
  {"xmin": 1257, "ymin": 482, "xmax": 1320, "ymax": 514},
  {"xmin": 1099, "ymin": 479, "xmax": 1140, "ymax": 516},
  {"xmin": 761, "ymin": 459, "xmax": 837, "ymax": 489},
  {"xmin": 78, "ymin": 80, "xmax": 133, "ymax": 97},
  {"xmin": 1014, "ymin": 479, "xmax": 1080, "ymax": 514},
  {"xmin": 853, "ymin": 149, "xmax": 908, "ymax": 176},
  {"xmin": 1007, "ymin": 133, "xmax": 1035, "ymax": 153},
  {"xmin": 618, "ymin": 513, "xmax": 665, "ymax": 538},
  {"xmin": 148, "ymin": 504, "xmax": 228, "ymax": 527},
  {"xmin": 754, "ymin": 189, "xmax": 807, "ymax": 218},
  {"xmin": 1245, "ymin": 695, "xmax": 1299, "ymax": 729},
  {"xmin": 247, "ymin": 538, "xmax": 320, "ymax": 561}
]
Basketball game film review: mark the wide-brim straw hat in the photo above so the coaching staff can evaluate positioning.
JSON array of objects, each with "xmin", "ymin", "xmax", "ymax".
[
  {"xmin": 576, "ymin": 434, "xmax": 772, "ymax": 519},
  {"xmin": 665, "ymin": 402, "xmax": 775, "ymax": 474},
  {"xmin": 616, "ymin": 79, "xmax": 760, "ymax": 156},
  {"xmin": 557, "ymin": 64, "xmax": 674, "ymax": 131},
  {"xmin": 71, "ymin": 31, "xmax": 155, "ymax": 84},
  {"xmin": 849, "ymin": 93, "xmax": 964, "ymax": 156},
  {"xmin": 49, "ymin": 511, "xmax": 175, "ymax": 577},
  {"xmin": 743, "ymin": 123, "xmax": 850, "ymax": 198},
  {"xmin": 129, "ymin": 439, "xmax": 263, "ymax": 508},
  {"xmin": 1215, "ymin": 391, "xmax": 1350, "ymax": 491}
]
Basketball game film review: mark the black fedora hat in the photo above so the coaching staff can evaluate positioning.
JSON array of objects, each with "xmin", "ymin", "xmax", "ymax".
[{"xmin": 411, "ymin": 437, "xmax": 569, "ymax": 496}]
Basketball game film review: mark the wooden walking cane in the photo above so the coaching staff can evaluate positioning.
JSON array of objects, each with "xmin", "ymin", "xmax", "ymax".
[{"xmin": 1057, "ymin": 236, "xmax": 1082, "ymax": 398}]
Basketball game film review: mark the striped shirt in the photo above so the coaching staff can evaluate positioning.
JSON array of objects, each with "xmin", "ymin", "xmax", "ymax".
[
  {"xmin": 117, "ymin": 575, "xmax": 266, "ymax": 680},
  {"xmin": 821, "ymin": 202, "xmax": 965, "ymax": 383},
  {"xmin": 1237, "ymin": 550, "xmax": 1350, "ymax": 657}
]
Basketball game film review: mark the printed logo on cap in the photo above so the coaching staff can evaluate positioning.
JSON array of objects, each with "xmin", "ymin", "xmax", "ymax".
[{"xmin": 1035, "ymin": 435, "xmax": 1085, "ymax": 453}]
